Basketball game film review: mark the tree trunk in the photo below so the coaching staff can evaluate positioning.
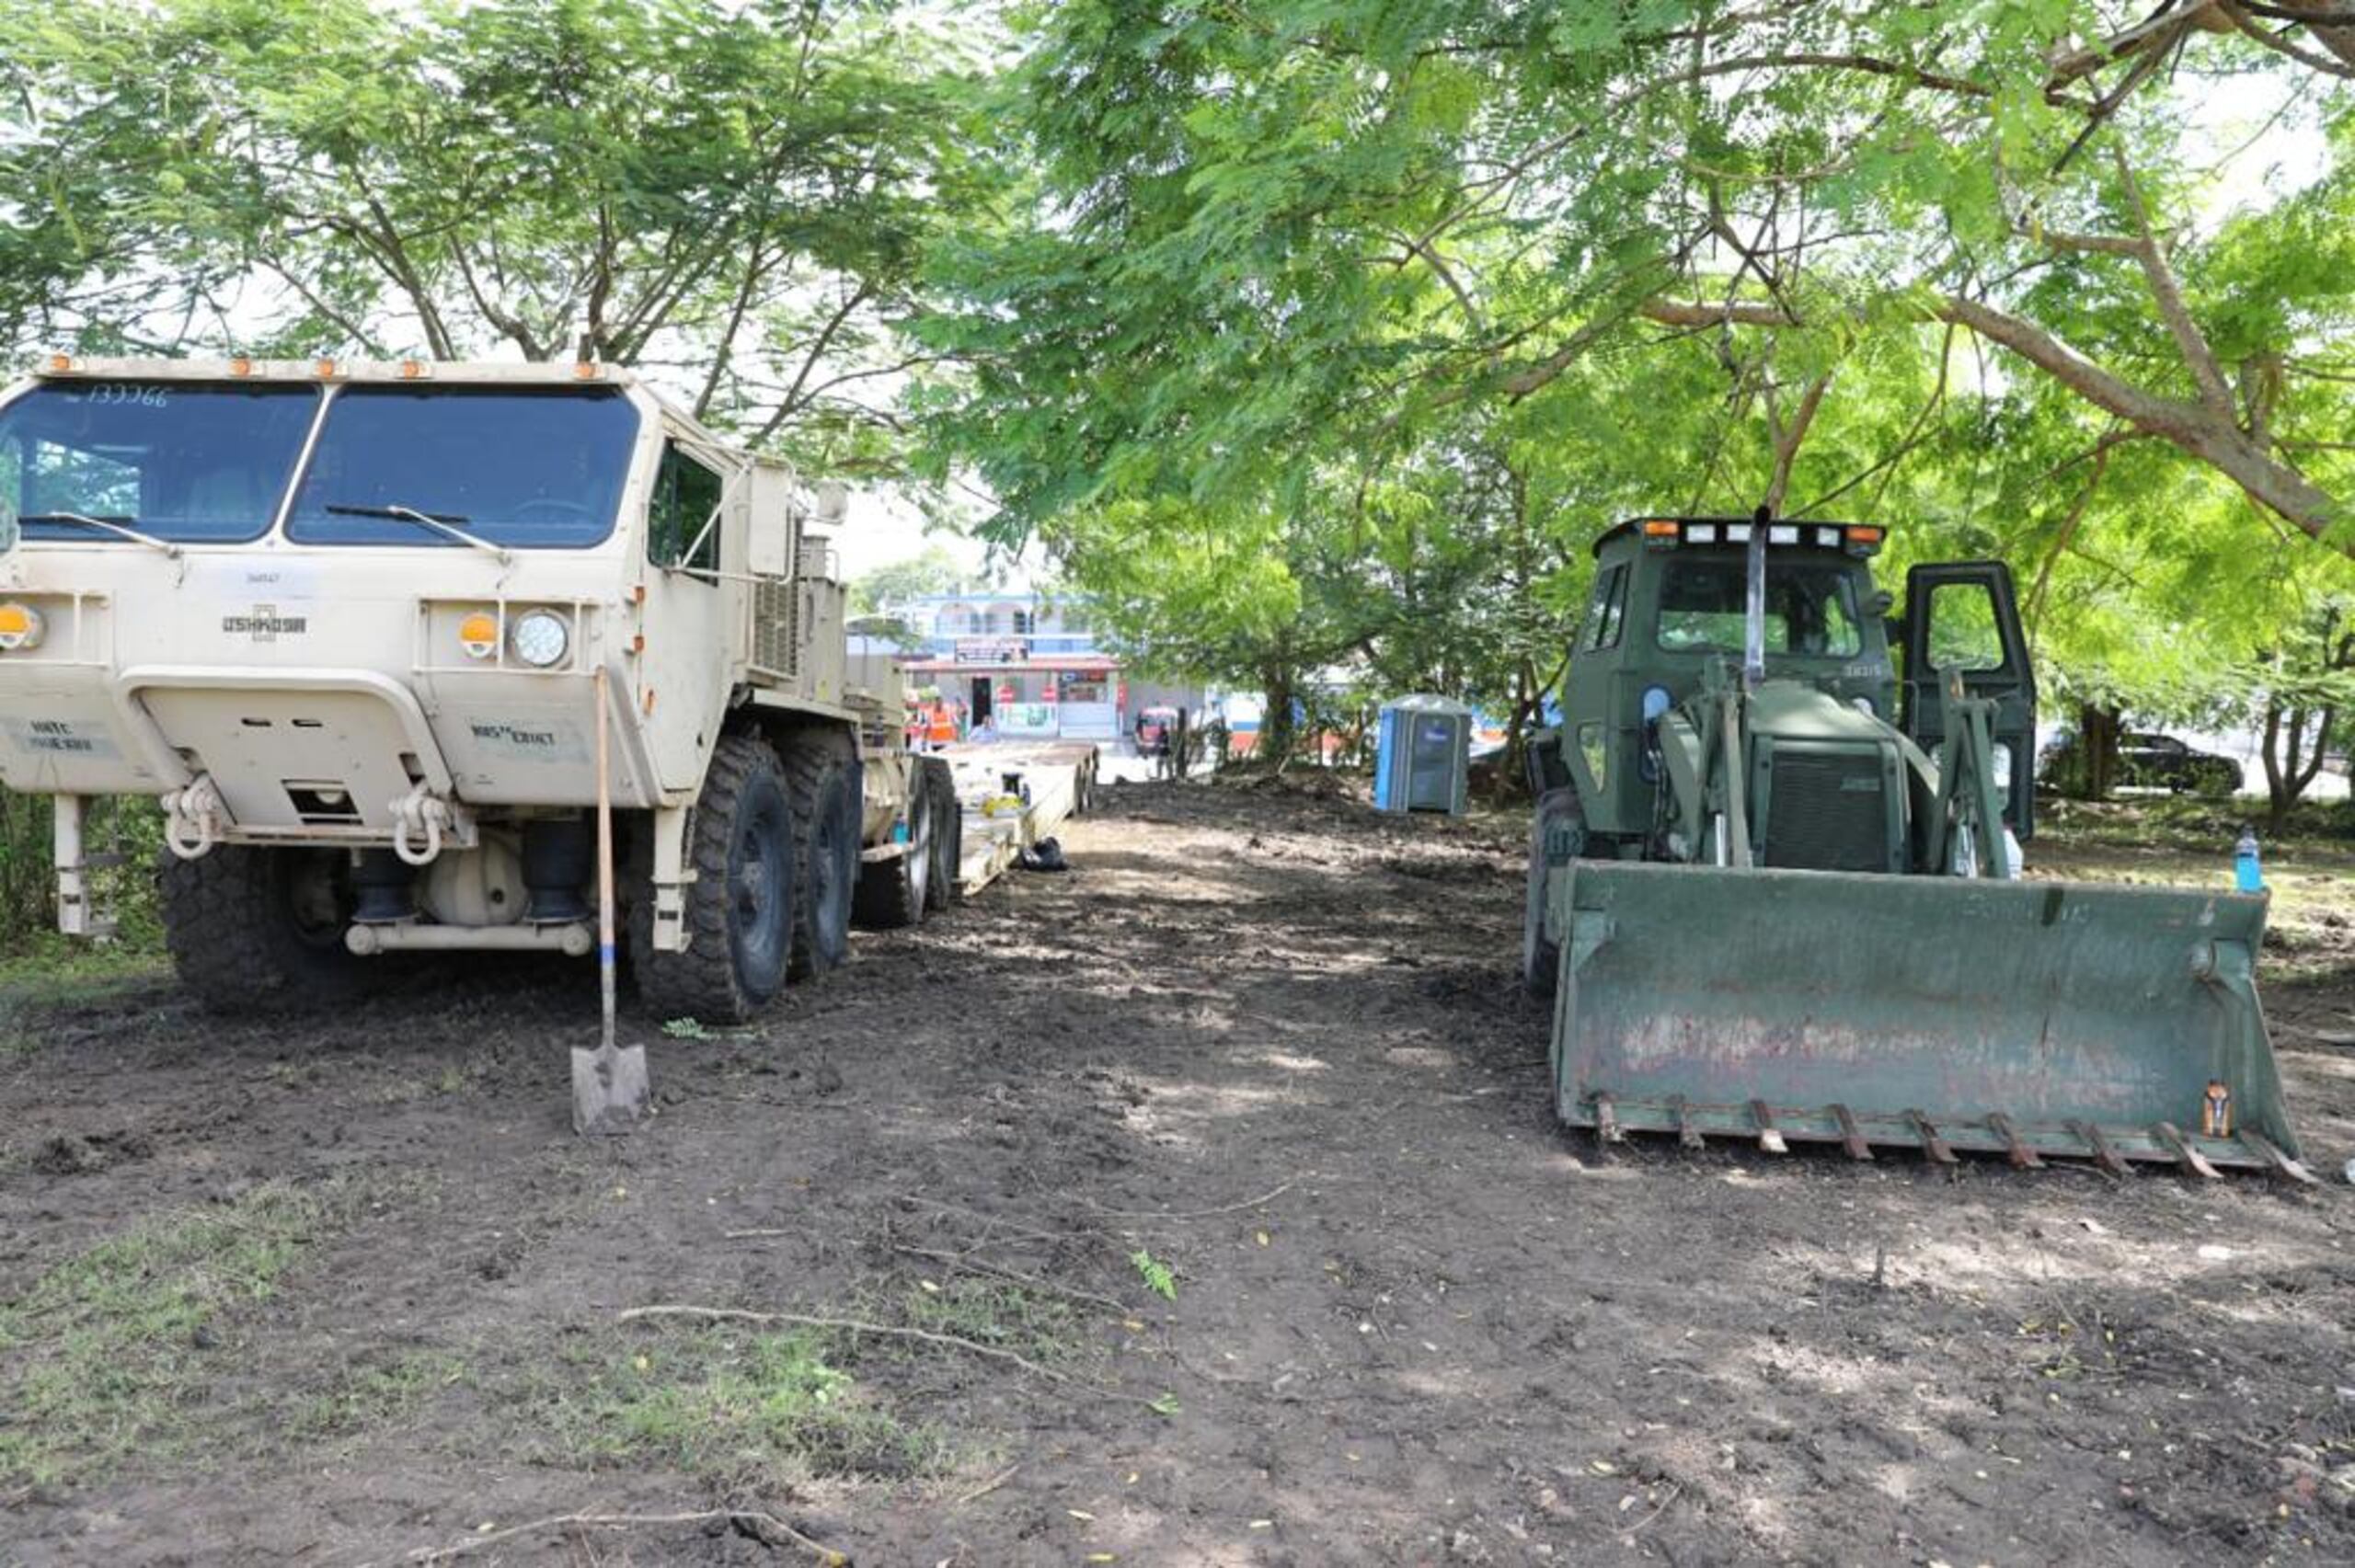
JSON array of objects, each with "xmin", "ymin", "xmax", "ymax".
[
  {"xmin": 1258, "ymin": 665, "xmax": 1299, "ymax": 770},
  {"xmin": 2078, "ymin": 704, "xmax": 2122, "ymax": 799}
]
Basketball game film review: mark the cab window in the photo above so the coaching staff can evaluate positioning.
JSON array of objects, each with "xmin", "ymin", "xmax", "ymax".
[
  {"xmin": 648, "ymin": 442, "xmax": 723, "ymax": 573},
  {"xmin": 1584, "ymin": 565, "xmax": 1628, "ymax": 651},
  {"xmin": 1924, "ymin": 580, "xmax": 2006, "ymax": 672},
  {"xmin": 1656, "ymin": 558, "xmax": 1862, "ymax": 657}
]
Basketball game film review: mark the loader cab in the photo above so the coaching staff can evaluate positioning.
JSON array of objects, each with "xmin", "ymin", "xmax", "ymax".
[
  {"xmin": 1892, "ymin": 560, "xmax": 2038, "ymax": 841},
  {"xmin": 1554, "ymin": 517, "xmax": 1901, "ymax": 843}
]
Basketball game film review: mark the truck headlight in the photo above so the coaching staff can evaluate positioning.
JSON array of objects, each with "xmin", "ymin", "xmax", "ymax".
[
  {"xmin": 510, "ymin": 609, "xmax": 570, "ymax": 669},
  {"xmin": 0, "ymin": 602, "xmax": 45, "ymax": 652}
]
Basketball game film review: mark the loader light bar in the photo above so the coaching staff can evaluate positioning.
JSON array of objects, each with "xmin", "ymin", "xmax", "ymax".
[{"xmin": 1637, "ymin": 519, "xmax": 1886, "ymax": 556}]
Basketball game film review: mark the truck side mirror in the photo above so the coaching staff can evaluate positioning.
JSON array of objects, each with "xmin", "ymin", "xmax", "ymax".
[{"xmin": 747, "ymin": 464, "xmax": 795, "ymax": 578}]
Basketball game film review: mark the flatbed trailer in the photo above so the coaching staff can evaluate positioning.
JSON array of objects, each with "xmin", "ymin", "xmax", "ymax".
[{"xmin": 935, "ymin": 740, "xmax": 1101, "ymax": 895}]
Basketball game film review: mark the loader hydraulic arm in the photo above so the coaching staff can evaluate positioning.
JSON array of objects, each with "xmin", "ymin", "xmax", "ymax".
[{"xmin": 1931, "ymin": 671, "xmax": 2008, "ymax": 878}]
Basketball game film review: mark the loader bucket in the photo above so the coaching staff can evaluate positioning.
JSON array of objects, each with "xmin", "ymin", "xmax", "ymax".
[{"xmin": 1549, "ymin": 862, "xmax": 2307, "ymax": 1179}]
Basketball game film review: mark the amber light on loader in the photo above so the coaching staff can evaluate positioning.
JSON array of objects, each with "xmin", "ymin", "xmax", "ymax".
[{"xmin": 0, "ymin": 603, "xmax": 45, "ymax": 651}]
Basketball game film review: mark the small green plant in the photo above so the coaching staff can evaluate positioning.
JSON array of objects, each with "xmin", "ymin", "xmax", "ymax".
[
  {"xmin": 1130, "ymin": 1249, "xmax": 1178, "ymax": 1301},
  {"xmin": 1148, "ymin": 1391, "xmax": 1182, "ymax": 1418},
  {"xmin": 661, "ymin": 1016, "xmax": 712, "ymax": 1040}
]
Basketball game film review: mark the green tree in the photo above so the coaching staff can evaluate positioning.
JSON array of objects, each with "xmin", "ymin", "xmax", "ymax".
[
  {"xmin": 0, "ymin": 0, "xmax": 995, "ymax": 474},
  {"xmin": 846, "ymin": 544, "xmax": 973, "ymax": 614}
]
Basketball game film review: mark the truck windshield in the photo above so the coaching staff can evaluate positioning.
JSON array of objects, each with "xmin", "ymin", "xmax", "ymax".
[
  {"xmin": 285, "ymin": 386, "xmax": 638, "ymax": 549},
  {"xmin": 1656, "ymin": 556, "xmax": 1864, "ymax": 658},
  {"xmin": 0, "ymin": 382, "xmax": 320, "ymax": 544}
]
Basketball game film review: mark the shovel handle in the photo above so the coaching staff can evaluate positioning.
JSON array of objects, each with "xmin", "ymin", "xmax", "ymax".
[{"xmin": 595, "ymin": 662, "xmax": 616, "ymax": 1055}]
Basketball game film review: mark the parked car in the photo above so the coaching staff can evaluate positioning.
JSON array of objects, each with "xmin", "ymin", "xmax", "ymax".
[{"xmin": 2038, "ymin": 728, "xmax": 2242, "ymax": 795}]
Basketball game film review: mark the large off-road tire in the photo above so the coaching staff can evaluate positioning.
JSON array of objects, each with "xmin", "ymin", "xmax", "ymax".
[
  {"xmin": 160, "ymin": 845, "xmax": 372, "ymax": 1012},
  {"xmin": 927, "ymin": 758, "xmax": 963, "ymax": 910},
  {"xmin": 1522, "ymin": 785, "xmax": 1586, "ymax": 1000},
  {"xmin": 634, "ymin": 733, "xmax": 796, "ymax": 1024},
  {"xmin": 853, "ymin": 764, "xmax": 931, "ymax": 930},
  {"xmin": 785, "ymin": 735, "xmax": 860, "ymax": 979}
]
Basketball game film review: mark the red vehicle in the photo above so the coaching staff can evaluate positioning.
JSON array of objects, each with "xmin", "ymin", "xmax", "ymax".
[{"xmin": 1135, "ymin": 705, "xmax": 1179, "ymax": 755}]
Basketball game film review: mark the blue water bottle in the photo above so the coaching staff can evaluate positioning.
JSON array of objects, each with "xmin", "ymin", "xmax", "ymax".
[{"xmin": 2234, "ymin": 825, "xmax": 2264, "ymax": 894}]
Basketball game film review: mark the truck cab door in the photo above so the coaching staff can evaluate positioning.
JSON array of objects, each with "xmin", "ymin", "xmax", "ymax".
[{"xmin": 1900, "ymin": 561, "xmax": 2038, "ymax": 840}]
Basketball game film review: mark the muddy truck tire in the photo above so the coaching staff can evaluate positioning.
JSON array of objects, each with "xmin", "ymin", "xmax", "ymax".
[
  {"xmin": 926, "ymin": 758, "xmax": 961, "ymax": 910},
  {"xmin": 634, "ymin": 733, "xmax": 796, "ymax": 1024},
  {"xmin": 1522, "ymin": 785, "xmax": 1584, "ymax": 999},
  {"xmin": 855, "ymin": 760, "xmax": 932, "ymax": 930},
  {"xmin": 786, "ymin": 732, "xmax": 859, "ymax": 979},
  {"xmin": 160, "ymin": 845, "xmax": 372, "ymax": 1011}
]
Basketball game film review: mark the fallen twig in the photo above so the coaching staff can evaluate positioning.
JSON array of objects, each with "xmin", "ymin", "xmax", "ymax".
[
  {"xmin": 1076, "ymin": 1179, "xmax": 1297, "ymax": 1220},
  {"xmin": 952, "ymin": 1463, "xmax": 1021, "ymax": 1505},
  {"xmin": 725, "ymin": 1227, "xmax": 795, "ymax": 1239},
  {"xmin": 385, "ymin": 1507, "xmax": 843, "ymax": 1566}
]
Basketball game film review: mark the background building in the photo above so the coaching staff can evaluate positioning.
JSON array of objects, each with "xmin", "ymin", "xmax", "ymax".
[{"xmin": 890, "ymin": 591, "xmax": 1202, "ymax": 743}]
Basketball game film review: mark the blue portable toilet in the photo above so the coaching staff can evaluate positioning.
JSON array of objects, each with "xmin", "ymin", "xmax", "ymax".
[{"xmin": 1373, "ymin": 694, "xmax": 1474, "ymax": 816}]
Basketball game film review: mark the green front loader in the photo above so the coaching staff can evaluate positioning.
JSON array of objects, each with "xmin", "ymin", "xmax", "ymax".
[{"xmin": 1521, "ymin": 513, "xmax": 2305, "ymax": 1179}]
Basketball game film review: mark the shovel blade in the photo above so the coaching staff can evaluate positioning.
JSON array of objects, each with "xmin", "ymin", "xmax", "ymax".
[{"xmin": 571, "ymin": 1042, "xmax": 651, "ymax": 1136}]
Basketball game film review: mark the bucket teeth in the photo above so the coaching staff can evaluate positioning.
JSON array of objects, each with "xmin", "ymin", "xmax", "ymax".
[
  {"xmin": 2070, "ymin": 1119, "xmax": 2131, "ymax": 1178},
  {"xmin": 1905, "ymin": 1110, "xmax": 1958, "ymax": 1166},
  {"xmin": 2151, "ymin": 1122, "xmax": 2221, "ymax": 1180},
  {"xmin": 1828, "ymin": 1104, "xmax": 1872, "ymax": 1162}
]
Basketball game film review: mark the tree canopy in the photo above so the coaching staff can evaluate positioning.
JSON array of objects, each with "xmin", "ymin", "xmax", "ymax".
[
  {"xmin": 915, "ymin": 0, "xmax": 2355, "ymax": 784},
  {"xmin": 4, "ymin": 0, "xmax": 2353, "ymax": 792}
]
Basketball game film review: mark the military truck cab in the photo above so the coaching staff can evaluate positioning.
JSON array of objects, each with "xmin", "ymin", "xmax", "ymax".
[{"xmin": 0, "ymin": 357, "xmax": 957, "ymax": 1020}]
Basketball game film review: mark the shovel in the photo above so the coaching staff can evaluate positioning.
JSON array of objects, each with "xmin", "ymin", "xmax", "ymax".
[{"xmin": 573, "ymin": 663, "xmax": 650, "ymax": 1135}]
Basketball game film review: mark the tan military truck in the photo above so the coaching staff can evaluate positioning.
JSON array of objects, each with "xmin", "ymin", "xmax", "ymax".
[{"xmin": 0, "ymin": 355, "xmax": 958, "ymax": 1021}]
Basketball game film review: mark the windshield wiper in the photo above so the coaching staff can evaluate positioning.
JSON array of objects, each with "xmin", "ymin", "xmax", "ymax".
[
  {"xmin": 326, "ymin": 502, "xmax": 512, "ymax": 565},
  {"xmin": 20, "ymin": 511, "xmax": 184, "ymax": 560}
]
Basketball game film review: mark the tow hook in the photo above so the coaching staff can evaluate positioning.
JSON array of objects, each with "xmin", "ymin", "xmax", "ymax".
[
  {"xmin": 389, "ymin": 781, "xmax": 455, "ymax": 867},
  {"xmin": 162, "ymin": 773, "xmax": 227, "ymax": 860}
]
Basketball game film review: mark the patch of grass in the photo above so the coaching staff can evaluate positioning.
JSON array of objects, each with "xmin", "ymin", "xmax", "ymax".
[
  {"xmin": 0, "ymin": 933, "xmax": 172, "ymax": 1058},
  {"xmin": 294, "ymin": 1348, "xmax": 469, "ymax": 1442},
  {"xmin": 902, "ymin": 1277, "xmax": 1084, "ymax": 1364},
  {"xmin": 534, "ymin": 1326, "xmax": 949, "ymax": 1485},
  {"xmin": 0, "ymin": 1182, "xmax": 331, "ymax": 1484}
]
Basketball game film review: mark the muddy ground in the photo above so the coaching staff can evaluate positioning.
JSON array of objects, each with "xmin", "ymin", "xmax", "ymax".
[{"xmin": 4, "ymin": 779, "xmax": 2354, "ymax": 1567}]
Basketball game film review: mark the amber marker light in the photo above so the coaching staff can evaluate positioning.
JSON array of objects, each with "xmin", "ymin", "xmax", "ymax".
[
  {"xmin": 0, "ymin": 602, "xmax": 47, "ymax": 652},
  {"xmin": 457, "ymin": 611, "xmax": 500, "ymax": 659}
]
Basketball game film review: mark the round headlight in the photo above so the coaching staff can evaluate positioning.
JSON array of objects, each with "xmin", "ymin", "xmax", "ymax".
[{"xmin": 510, "ymin": 609, "xmax": 569, "ymax": 669}]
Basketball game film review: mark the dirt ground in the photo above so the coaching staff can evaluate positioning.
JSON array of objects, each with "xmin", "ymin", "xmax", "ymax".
[{"xmin": 5, "ymin": 778, "xmax": 2355, "ymax": 1567}]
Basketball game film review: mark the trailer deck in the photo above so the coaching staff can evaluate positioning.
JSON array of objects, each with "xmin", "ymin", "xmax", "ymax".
[{"xmin": 936, "ymin": 740, "xmax": 1100, "ymax": 895}]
